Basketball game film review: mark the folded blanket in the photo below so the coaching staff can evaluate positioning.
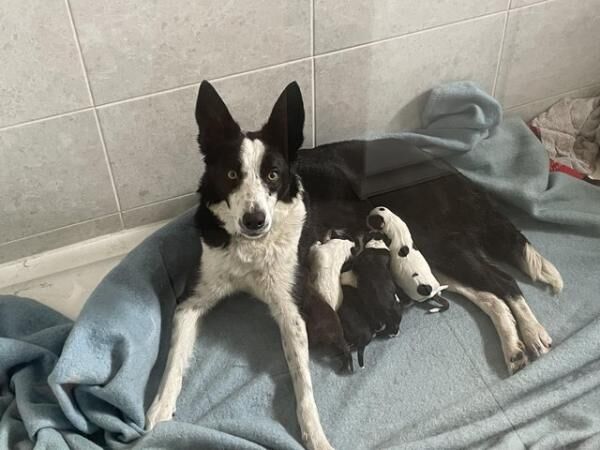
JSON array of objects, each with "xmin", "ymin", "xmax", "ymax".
[
  {"xmin": 2, "ymin": 81, "xmax": 600, "ymax": 450},
  {"xmin": 363, "ymin": 81, "xmax": 600, "ymax": 234}
]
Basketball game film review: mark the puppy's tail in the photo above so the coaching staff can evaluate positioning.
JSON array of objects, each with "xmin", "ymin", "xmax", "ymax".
[
  {"xmin": 357, "ymin": 346, "xmax": 365, "ymax": 368},
  {"xmin": 426, "ymin": 295, "xmax": 450, "ymax": 314}
]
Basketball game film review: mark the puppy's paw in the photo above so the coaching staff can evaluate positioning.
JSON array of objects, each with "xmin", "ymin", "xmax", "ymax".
[
  {"xmin": 146, "ymin": 397, "xmax": 176, "ymax": 430},
  {"xmin": 505, "ymin": 341, "xmax": 529, "ymax": 375},
  {"xmin": 521, "ymin": 323, "xmax": 552, "ymax": 358}
]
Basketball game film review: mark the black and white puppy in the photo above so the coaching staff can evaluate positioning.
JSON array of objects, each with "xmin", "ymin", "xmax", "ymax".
[{"xmin": 146, "ymin": 81, "xmax": 333, "ymax": 450}]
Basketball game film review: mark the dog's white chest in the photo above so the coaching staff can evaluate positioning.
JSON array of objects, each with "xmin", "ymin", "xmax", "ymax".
[{"xmin": 201, "ymin": 198, "xmax": 305, "ymax": 298}]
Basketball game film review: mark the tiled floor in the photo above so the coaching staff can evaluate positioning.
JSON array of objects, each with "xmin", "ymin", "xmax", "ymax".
[{"xmin": 0, "ymin": 221, "xmax": 165, "ymax": 320}]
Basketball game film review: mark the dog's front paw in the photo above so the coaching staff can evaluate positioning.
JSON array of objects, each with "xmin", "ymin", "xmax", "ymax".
[
  {"xmin": 521, "ymin": 323, "xmax": 552, "ymax": 358},
  {"xmin": 504, "ymin": 341, "xmax": 529, "ymax": 375},
  {"xmin": 303, "ymin": 431, "xmax": 334, "ymax": 450},
  {"xmin": 146, "ymin": 397, "xmax": 176, "ymax": 430}
]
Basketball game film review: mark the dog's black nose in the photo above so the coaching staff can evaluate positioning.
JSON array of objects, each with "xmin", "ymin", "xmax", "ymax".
[
  {"xmin": 367, "ymin": 214, "xmax": 384, "ymax": 230},
  {"xmin": 242, "ymin": 211, "xmax": 266, "ymax": 231},
  {"xmin": 417, "ymin": 284, "xmax": 432, "ymax": 297}
]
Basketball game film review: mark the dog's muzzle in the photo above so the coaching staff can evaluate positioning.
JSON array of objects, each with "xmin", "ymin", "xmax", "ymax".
[{"xmin": 239, "ymin": 210, "xmax": 270, "ymax": 238}]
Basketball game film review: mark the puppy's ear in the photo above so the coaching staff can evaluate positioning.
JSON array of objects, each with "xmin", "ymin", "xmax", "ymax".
[
  {"xmin": 195, "ymin": 81, "xmax": 241, "ymax": 155},
  {"xmin": 261, "ymin": 81, "xmax": 305, "ymax": 162}
]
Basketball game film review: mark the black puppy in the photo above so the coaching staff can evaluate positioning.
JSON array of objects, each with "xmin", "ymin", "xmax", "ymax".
[
  {"xmin": 353, "ymin": 236, "xmax": 403, "ymax": 337},
  {"xmin": 338, "ymin": 284, "xmax": 374, "ymax": 368},
  {"xmin": 303, "ymin": 280, "xmax": 354, "ymax": 372}
]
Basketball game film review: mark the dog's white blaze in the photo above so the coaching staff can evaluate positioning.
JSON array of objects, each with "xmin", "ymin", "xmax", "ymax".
[{"xmin": 210, "ymin": 138, "xmax": 276, "ymax": 237}]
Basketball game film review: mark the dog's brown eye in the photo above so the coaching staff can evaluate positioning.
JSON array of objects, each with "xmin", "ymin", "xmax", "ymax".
[
  {"xmin": 227, "ymin": 170, "xmax": 238, "ymax": 180},
  {"xmin": 267, "ymin": 170, "xmax": 279, "ymax": 181}
]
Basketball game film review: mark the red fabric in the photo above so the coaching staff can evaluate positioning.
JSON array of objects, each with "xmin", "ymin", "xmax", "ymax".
[
  {"xmin": 549, "ymin": 159, "xmax": 585, "ymax": 179},
  {"xmin": 528, "ymin": 119, "xmax": 597, "ymax": 186}
]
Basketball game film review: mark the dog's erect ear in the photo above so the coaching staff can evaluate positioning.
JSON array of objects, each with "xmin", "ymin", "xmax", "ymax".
[
  {"xmin": 195, "ymin": 81, "xmax": 241, "ymax": 154},
  {"xmin": 261, "ymin": 81, "xmax": 305, "ymax": 162}
]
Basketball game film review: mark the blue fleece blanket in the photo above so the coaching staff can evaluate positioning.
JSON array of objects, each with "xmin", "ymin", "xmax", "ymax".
[{"xmin": 2, "ymin": 82, "xmax": 599, "ymax": 449}]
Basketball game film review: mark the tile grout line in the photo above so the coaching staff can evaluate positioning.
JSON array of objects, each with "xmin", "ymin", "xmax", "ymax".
[
  {"xmin": 97, "ymin": 55, "xmax": 315, "ymax": 108},
  {"xmin": 63, "ymin": 0, "xmax": 94, "ymax": 106},
  {"xmin": 0, "ymin": 107, "xmax": 96, "ymax": 132},
  {"xmin": 310, "ymin": 0, "xmax": 316, "ymax": 147},
  {"xmin": 0, "ymin": 192, "xmax": 199, "ymax": 248},
  {"xmin": 0, "ymin": 212, "xmax": 121, "ymax": 247},
  {"xmin": 1, "ymin": 9, "xmax": 507, "ymax": 133},
  {"xmin": 491, "ymin": 9, "xmax": 511, "ymax": 97},
  {"xmin": 93, "ymin": 110, "xmax": 125, "ymax": 228},
  {"xmin": 0, "ymin": 0, "xmax": 582, "ymax": 134},
  {"xmin": 505, "ymin": 81, "xmax": 600, "ymax": 111},
  {"xmin": 510, "ymin": 0, "xmax": 558, "ymax": 11},
  {"xmin": 313, "ymin": 9, "xmax": 507, "ymax": 59},
  {"xmin": 124, "ymin": 192, "xmax": 198, "ymax": 213},
  {"xmin": 64, "ymin": 0, "xmax": 125, "ymax": 228},
  {"xmin": 0, "ymin": 55, "xmax": 314, "ymax": 132},
  {"xmin": 0, "ymin": 3, "xmax": 564, "ymax": 134}
]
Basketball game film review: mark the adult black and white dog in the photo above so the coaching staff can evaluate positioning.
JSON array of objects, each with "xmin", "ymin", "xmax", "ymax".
[
  {"xmin": 146, "ymin": 80, "xmax": 563, "ymax": 450},
  {"xmin": 146, "ymin": 80, "xmax": 334, "ymax": 450}
]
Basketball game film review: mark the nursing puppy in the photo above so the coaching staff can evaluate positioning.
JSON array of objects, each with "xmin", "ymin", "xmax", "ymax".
[
  {"xmin": 305, "ymin": 238, "xmax": 358, "ymax": 372},
  {"xmin": 338, "ymin": 284, "xmax": 374, "ymax": 368},
  {"xmin": 353, "ymin": 236, "xmax": 403, "ymax": 337},
  {"xmin": 303, "ymin": 282, "xmax": 353, "ymax": 372},
  {"xmin": 309, "ymin": 238, "xmax": 357, "ymax": 311},
  {"xmin": 146, "ymin": 81, "xmax": 333, "ymax": 450}
]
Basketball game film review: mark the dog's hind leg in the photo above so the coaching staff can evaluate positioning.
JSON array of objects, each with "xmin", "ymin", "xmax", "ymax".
[
  {"xmin": 439, "ymin": 274, "xmax": 528, "ymax": 375},
  {"xmin": 146, "ymin": 288, "xmax": 224, "ymax": 430},
  {"xmin": 478, "ymin": 262, "xmax": 553, "ymax": 359},
  {"xmin": 437, "ymin": 242, "xmax": 552, "ymax": 366},
  {"xmin": 268, "ymin": 297, "xmax": 334, "ymax": 450},
  {"xmin": 518, "ymin": 242, "xmax": 563, "ymax": 295},
  {"xmin": 479, "ymin": 205, "xmax": 563, "ymax": 295}
]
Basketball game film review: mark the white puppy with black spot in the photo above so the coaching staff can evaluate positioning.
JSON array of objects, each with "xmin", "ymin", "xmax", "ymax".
[{"xmin": 367, "ymin": 207, "xmax": 447, "ymax": 302}]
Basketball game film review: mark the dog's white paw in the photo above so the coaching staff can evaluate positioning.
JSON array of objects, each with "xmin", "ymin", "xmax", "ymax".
[
  {"xmin": 302, "ymin": 431, "xmax": 334, "ymax": 450},
  {"xmin": 299, "ymin": 407, "xmax": 334, "ymax": 450},
  {"xmin": 521, "ymin": 323, "xmax": 552, "ymax": 358},
  {"xmin": 146, "ymin": 397, "xmax": 176, "ymax": 430},
  {"xmin": 504, "ymin": 341, "xmax": 529, "ymax": 375}
]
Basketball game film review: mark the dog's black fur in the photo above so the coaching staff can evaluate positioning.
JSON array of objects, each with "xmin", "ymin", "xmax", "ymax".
[{"xmin": 296, "ymin": 146, "xmax": 530, "ymax": 311}]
